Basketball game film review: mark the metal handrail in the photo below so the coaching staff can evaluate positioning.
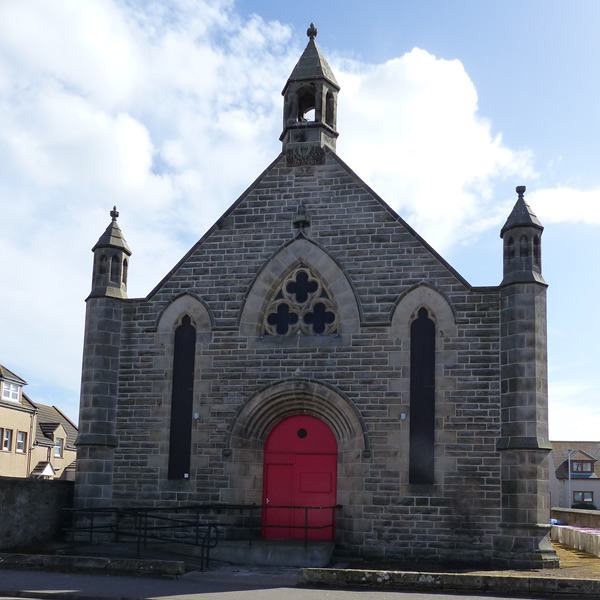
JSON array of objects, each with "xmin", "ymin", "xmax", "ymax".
[{"xmin": 64, "ymin": 503, "xmax": 341, "ymax": 569}]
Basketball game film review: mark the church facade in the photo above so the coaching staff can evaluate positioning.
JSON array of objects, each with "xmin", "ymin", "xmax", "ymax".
[{"xmin": 74, "ymin": 26, "xmax": 558, "ymax": 568}]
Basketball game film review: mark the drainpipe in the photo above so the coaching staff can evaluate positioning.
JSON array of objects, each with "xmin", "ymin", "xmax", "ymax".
[
  {"xmin": 27, "ymin": 408, "xmax": 37, "ymax": 476},
  {"xmin": 567, "ymin": 448, "xmax": 573, "ymax": 508}
]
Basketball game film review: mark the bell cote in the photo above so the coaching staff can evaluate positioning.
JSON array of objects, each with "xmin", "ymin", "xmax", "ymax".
[
  {"xmin": 281, "ymin": 23, "xmax": 340, "ymax": 166},
  {"xmin": 89, "ymin": 206, "xmax": 132, "ymax": 299}
]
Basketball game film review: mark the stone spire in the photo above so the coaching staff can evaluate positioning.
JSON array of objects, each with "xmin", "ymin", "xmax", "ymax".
[
  {"xmin": 501, "ymin": 186, "xmax": 543, "ymax": 236},
  {"xmin": 280, "ymin": 24, "xmax": 340, "ymax": 165},
  {"xmin": 89, "ymin": 206, "xmax": 132, "ymax": 299}
]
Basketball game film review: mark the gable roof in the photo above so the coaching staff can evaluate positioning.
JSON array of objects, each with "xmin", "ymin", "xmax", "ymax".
[
  {"xmin": 146, "ymin": 149, "xmax": 479, "ymax": 301},
  {"xmin": 551, "ymin": 441, "xmax": 600, "ymax": 479},
  {"xmin": 24, "ymin": 395, "xmax": 78, "ymax": 449},
  {"xmin": 30, "ymin": 461, "xmax": 56, "ymax": 478},
  {"xmin": 0, "ymin": 364, "xmax": 27, "ymax": 386}
]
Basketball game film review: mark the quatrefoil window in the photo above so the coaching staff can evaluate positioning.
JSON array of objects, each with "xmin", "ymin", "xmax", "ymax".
[{"xmin": 263, "ymin": 267, "xmax": 339, "ymax": 336}]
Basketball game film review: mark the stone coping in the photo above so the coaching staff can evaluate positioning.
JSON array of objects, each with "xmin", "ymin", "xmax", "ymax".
[
  {"xmin": 298, "ymin": 567, "xmax": 600, "ymax": 598},
  {"xmin": 0, "ymin": 552, "xmax": 185, "ymax": 578},
  {"xmin": 552, "ymin": 524, "xmax": 600, "ymax": 558}
]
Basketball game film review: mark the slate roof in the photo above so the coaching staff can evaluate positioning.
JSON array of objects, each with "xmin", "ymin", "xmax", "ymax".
[
  {"xmin": 30, "ymin": 461, "xmax": 56, "ymax": 478},
  {"xmin": 18, "ymin": 392, "xmax": 78, "ymax": 449},
  {"xmin": 0, "ymin": 364, "xmax": 27, "ymax": 386},
  {"xmin": 28, "ymin": 398, "xmax": 78, "ymax": 449}
]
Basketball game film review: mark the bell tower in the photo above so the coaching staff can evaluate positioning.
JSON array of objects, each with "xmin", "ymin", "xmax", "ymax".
[{"xmin": 281, "ymin": 23, "xmax": 340, "ymax": 166}]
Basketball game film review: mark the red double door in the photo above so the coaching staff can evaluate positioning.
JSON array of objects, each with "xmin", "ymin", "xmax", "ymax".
[{"xmin": 262, "ymin": 415, "xmax": 338, "ymax": 541}]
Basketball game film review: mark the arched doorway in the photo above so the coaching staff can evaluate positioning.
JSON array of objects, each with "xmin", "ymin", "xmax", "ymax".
[{"xmin": 263, "ymin": 415, "xmax": 337, "ymax": 541}]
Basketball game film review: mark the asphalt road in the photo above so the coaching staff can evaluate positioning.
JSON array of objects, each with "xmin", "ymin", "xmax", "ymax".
[{"xmin": 0, "ymin": 568, "xmax": 547, "ymax": 600}]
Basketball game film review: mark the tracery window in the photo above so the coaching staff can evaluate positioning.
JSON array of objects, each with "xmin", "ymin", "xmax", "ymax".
[{"xmin": 263, "ymin": 266, "xmax": 338, "ymax": 336}]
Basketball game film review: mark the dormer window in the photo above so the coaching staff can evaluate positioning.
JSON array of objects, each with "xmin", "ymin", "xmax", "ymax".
[{"xmin": 1, "ymin": 381, "xmax": 20, "ymax": 401}]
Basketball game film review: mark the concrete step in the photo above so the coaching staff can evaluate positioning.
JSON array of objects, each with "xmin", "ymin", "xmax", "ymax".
[
  {"xmin": 162, "ymin": 539, "xmax": 335, "ymax": 567},
  {"xmin": 212, "ymin": 540, "xmax": 334, "ymax": 567}
]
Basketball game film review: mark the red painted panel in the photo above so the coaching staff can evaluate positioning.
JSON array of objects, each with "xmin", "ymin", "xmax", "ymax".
[
  {"xmin": 294, "ymin": 454, "xmax": 337, "ymax": 540},
  {"xmin": 263, "ymin": 462, "xmax": 293, "ymax": 538},
  {"xmin": 263, "ymin": 415, "xmax": 337, "ymax": 541}
]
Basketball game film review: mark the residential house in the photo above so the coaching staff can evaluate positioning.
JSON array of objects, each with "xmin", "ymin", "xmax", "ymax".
[
  {"xmin": 550, "ymin": 441, "xmax": 600, "ymax": 508},
  {"xmin": 0, "ymin": 364, "xmax": 77, "ymax": 479}
]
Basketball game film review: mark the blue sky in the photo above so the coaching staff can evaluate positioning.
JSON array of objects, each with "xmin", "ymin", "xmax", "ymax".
[{"xmin": 1, "ymin": 0, "xmax": 599, "ymax": 439}]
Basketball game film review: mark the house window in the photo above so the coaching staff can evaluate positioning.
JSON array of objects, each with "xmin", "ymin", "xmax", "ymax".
[
  {"xmin": 2, "ymin": 429, "xmax": 13, "ymax": 451},
  {"xmin": 2, "ymin": 381, "xmax": 19, "ymax": 401},
  {"xmin": 573, "ymin": 491, "xmax": 594, "ymax": 503},
  {"xmin": 16, "ymin": 431, "xmax": 27, "ymax": 453},
  {"xmin": 54, "ymin": 437, "xmax": 64, "ymax": 458},
  {"xmin": 572, "ymin": 461, "xmax": 593, "ymax": 473}
]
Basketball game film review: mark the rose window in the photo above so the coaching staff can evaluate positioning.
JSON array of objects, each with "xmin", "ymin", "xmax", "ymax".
[{"xmin": 263, "ymin": 267, "xmax": 338, "ymax": 336}]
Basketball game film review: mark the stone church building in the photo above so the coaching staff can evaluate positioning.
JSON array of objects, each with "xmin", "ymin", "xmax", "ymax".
[{"xmin": 75, "ymin": 26, "xmax": 557, "ymax": 568}]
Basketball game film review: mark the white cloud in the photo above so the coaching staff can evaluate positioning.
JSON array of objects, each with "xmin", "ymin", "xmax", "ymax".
[
  {"xmin": 0, "ymin": 0, "xmax": 595, "ymax": 426},
  {"xmin": 530, "ymin": 187, "xmax": 600, "ymax": 225},
  {"xmin": 549, "ymin": 380, "xmax": 600, "ymax": 441},
  {"xmin": 335, "ymin": 48, "xmax": 536, "ymax": 251}
]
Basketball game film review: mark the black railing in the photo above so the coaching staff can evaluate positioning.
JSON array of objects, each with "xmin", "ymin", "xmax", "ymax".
[{"xmin": 65, "ymin": 503, "xmax": 340, "ymax": 570}]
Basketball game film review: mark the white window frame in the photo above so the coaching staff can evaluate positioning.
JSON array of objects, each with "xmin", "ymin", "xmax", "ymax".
[
  {"xmin": 54, "ymin": 437, "xmax": 64, "ymax": 458},
  {"xmin": 16, "ymin": 431, "xmax": 27, "ymax": 453},
  {"xmin": 1, "ymin": 381, "xmax": 19, "ymax": 401},
  {"xmin": 2, "ymin": 429, "xmax": 13, "ymax": 451}
]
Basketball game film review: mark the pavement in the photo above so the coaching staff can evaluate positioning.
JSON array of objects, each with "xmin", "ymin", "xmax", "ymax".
[{"xmin": 1, "ymin": 542, "xmax": 600, "ymax": 599}]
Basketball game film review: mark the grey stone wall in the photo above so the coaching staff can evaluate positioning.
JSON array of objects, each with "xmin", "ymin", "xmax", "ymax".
[
  {"xmin": 94, "ymin": 151, "xmax": 505, "ymax": 564},
  {"xmin": 0, "ymin": 478, "xmax": 73, "ymax": 550}
]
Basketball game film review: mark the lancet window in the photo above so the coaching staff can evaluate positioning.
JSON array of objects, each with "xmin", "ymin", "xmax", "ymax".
[{"xmin": 263, "ymin": 266, "xmax": 339, "ymax": 336}]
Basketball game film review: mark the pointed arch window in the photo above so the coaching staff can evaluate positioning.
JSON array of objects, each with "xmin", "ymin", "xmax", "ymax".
[
  {"xmin": 409, "ymin": 307, "xmax": 435, "ymax": 485},
  {"xmin": 263, "ymin": 266, "xmax": 338, "ymax": 336},
  {"xmin": 325, "ymin": 90, "xmax": 335, "ymax": 127},
  {"xmin": 533, "ymin": 235, "xmax": 540, "ymax": 267},
  {"xmin": 507, "ymin": 237, "xmax": 515, "ymax": 260},
  {"xmin": 110, "ymin": 255, "xmax": 120, "ymax": 284},
  {"xmin": 520, "ymin": 235, "xmax": 529, "ymax": 258},
  {"xmin": 168, "ymin": 315, "xmax": 196, "ymax": 480}
]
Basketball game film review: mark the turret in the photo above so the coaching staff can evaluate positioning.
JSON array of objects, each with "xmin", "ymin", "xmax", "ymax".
[
  {"xmin": 281, "ymin": 23, "xmax": 340, "ymax": 166},
  {"xmin": 75, "ymin": 207, "xmax": 130, "ymax": 510},
  {"xmin": 493, "ymin": 185, "xmax": 557, "ymax": 568},
  {"xmin": 500, "ymin": 185, "xmax": 545, "ymax": 286},
  {"xmin": 89, "ymin": 206, "xmax": 131, "ymax": 299}
]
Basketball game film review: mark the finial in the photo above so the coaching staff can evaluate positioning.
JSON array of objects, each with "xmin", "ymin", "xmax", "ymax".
[
  {"xmin": 307, "ymin": 23, "xmax": 317, "ymax": 40},
  {"xmin": 110, "ymin": 205, "xmax": 119, "ymax": 221},
  {"xmin": 516, "ymin": 185, "xmax": 526, "ymax": 199}
]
